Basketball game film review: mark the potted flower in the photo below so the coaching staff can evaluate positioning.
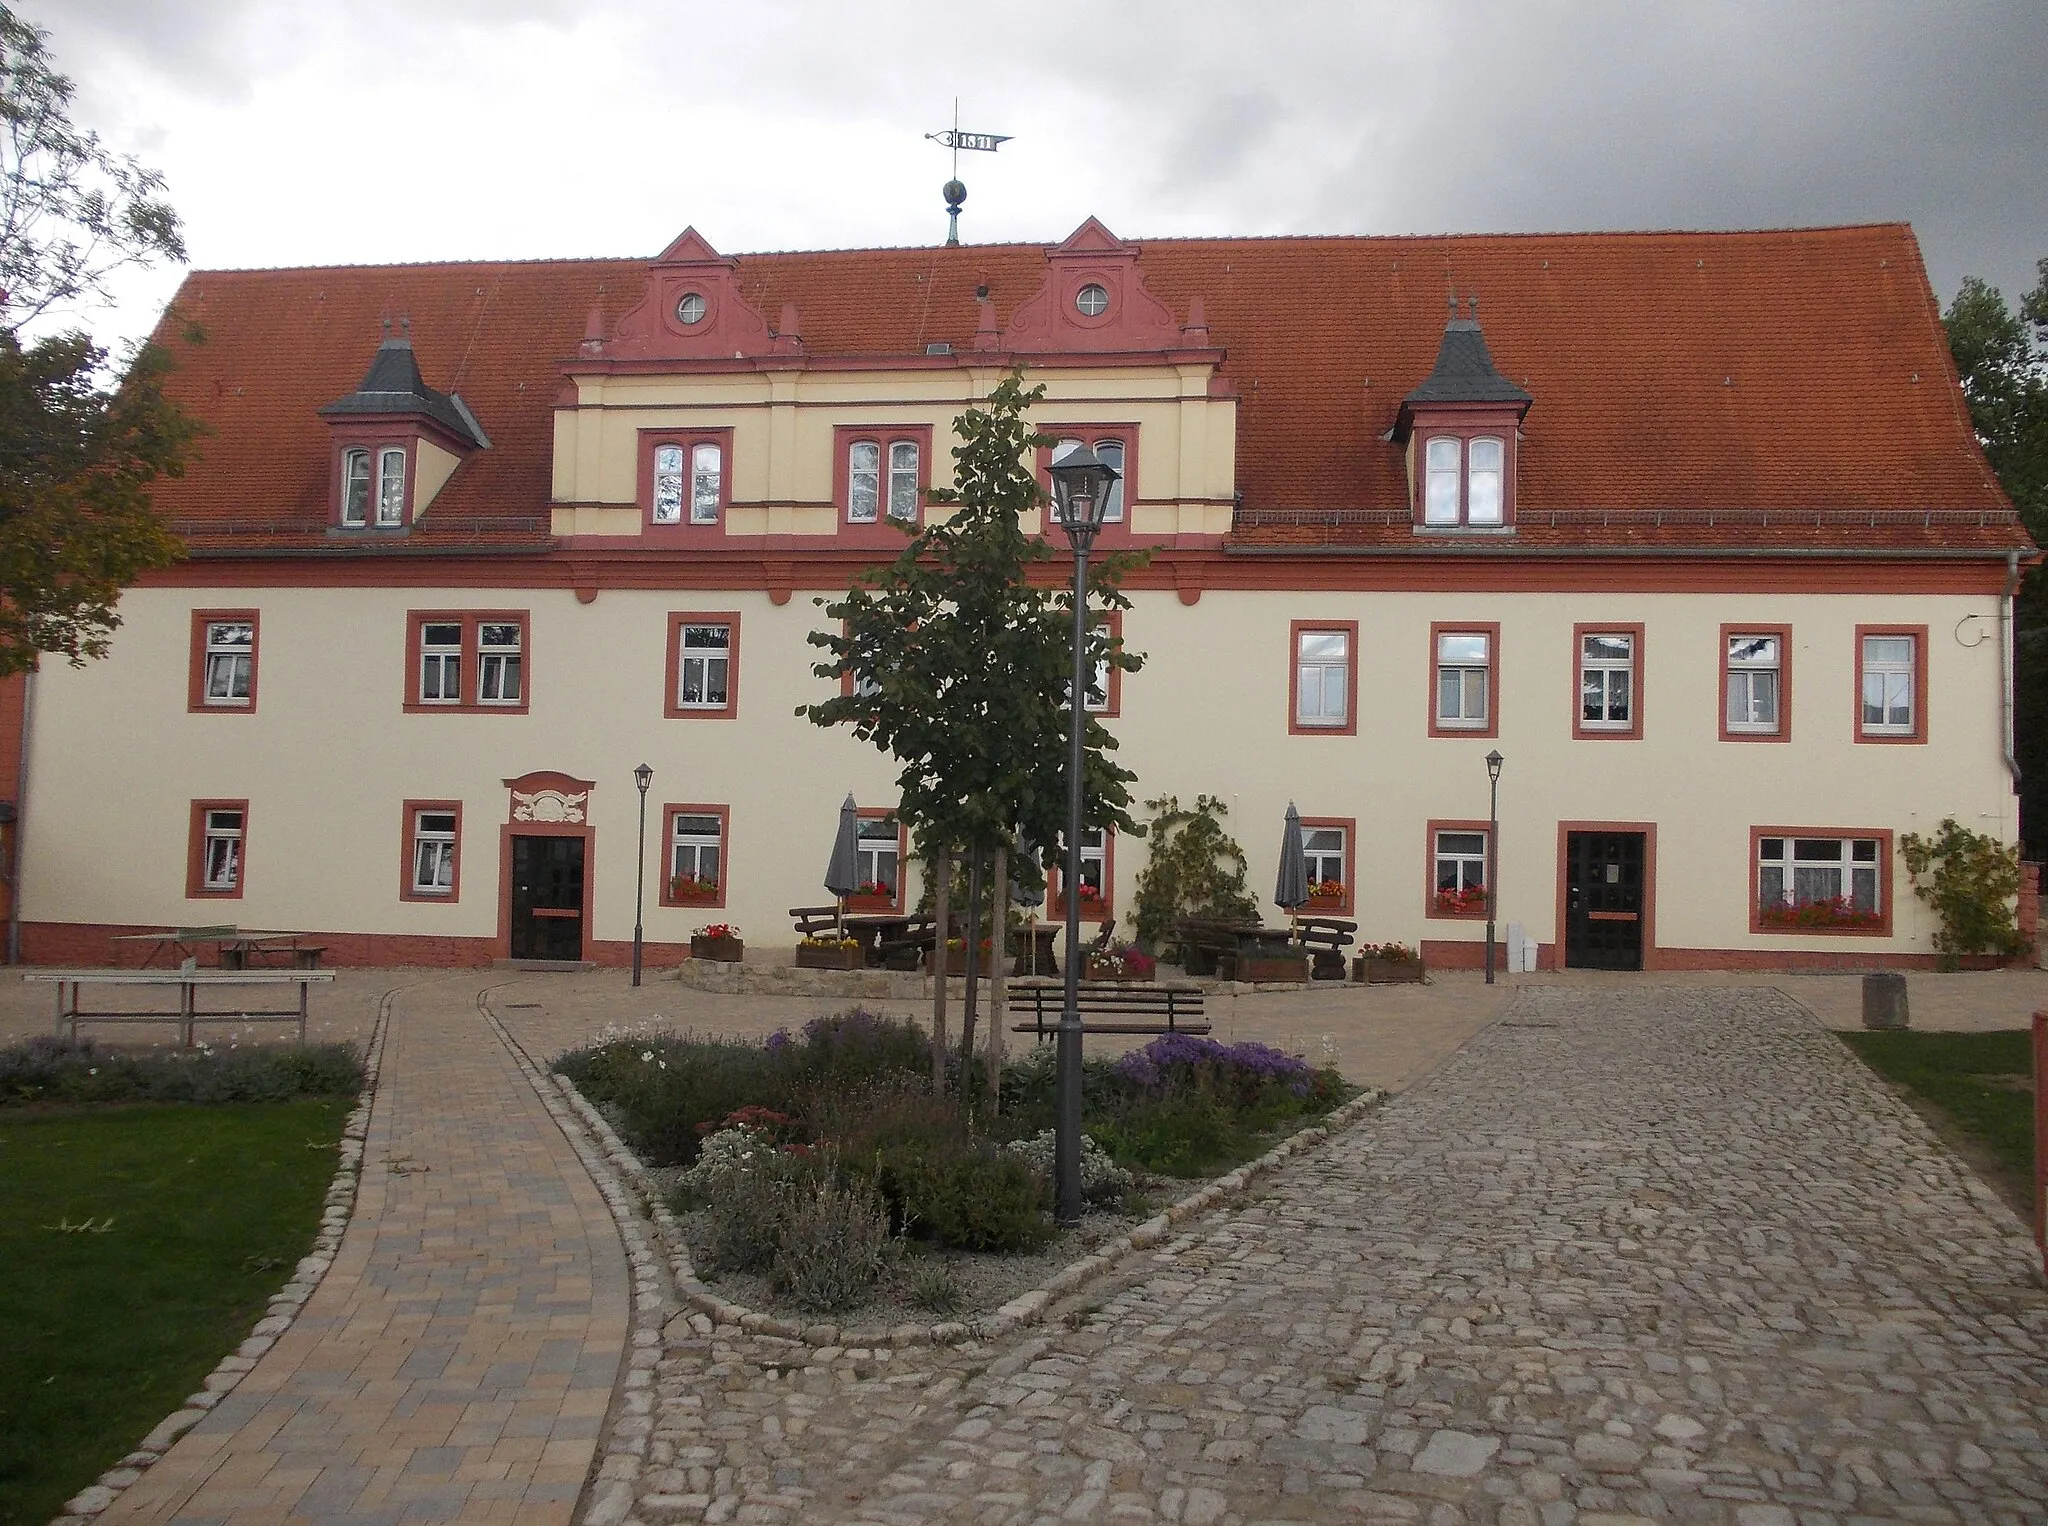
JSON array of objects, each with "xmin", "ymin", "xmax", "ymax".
[
  {"xmin": 689, "ymin": 921, "xmax": 744, "ymax": 962},
  {"xmin": 669, "ymin": 872, "xmax": 719, "ymax": 905},
  {"xmin": 1434, "ymin": 883, "xmax": 1487, "ymax": 917},
  {"xmin": 1758, "ymin": 895, "xmax": 1884, "ymax": 931},
  {"xmin": 1354, "ymin": 940, "xmax": 1426, "ymax": 984},
  {"xmin": 847, "ymin": 877, "xmax": 896, "ymax": 911},
  {"xmin": 940, "ymin": 935, "xmax": 999, "ymax": 975},
  {"xmin": 1306, "ymin": 877, "xmax": 1346, "ymax": 906},
  {"xmin": 1236, "ymin": 941, "xmax": 1312, "ymax": 983},
  {"xmin": 795, "ymin": 934, "xmax": 865, "ymax": 970},
  {"xmin": 1086, "ymin": 942, "xmax": 1157, "ymax": 983}
]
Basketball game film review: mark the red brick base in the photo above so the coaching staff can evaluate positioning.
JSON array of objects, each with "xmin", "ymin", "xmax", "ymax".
[{"xmin": 17, "ymin": 921, "xmax": 699, "ymax": 970}]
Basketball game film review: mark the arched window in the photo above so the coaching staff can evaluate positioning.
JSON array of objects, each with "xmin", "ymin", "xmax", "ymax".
[
  {"xmin": 887, "ymin": 440, "xmax": 920, "ymax": 521},
  {"xmin": 1052, "ymin": 437, "xmax": 1127, "ymax": 523},
  {"xmin": 848, "ymin": 441, "xmax": 881, "ymax": 522},
  {"xmin": 690, "ymin": 442, "xmax": 722, "ymax": 524},
  {"xmin": 652, "ymin": 445, "xmax": 685, "ymax": 523},
  {"xmin": 1467, "ymin": 437, "xmax": 1504, "ymax": 524},
  {"xmin": 342, "ymin": 449, "xmax": 371, "ymax": 525},
  {"xmin": 1424, "ymin": 437, "xmax": 1462, "ymax": 525},
  {"xmin": 377, "ymin": 447, "xmax": 407, "ymax": 526},
  {"xmin": 1422, "ymin": 435, "xmax": 1509, "ymax": 527}
]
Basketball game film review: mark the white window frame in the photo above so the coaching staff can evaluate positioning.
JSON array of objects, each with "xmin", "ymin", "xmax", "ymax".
[
  {"xmin": 670, "ymin": 812, "xmax": 723, "ymax": 889},
  {"xmin": 1758, "ymin": 835, "xmax": 1881, "ymax": 918},
  {"xmin": 689, "ymin": 441, "xmax": 722, "ymax": 525},
  {"xmin": 1302, "ymin": 824, "xmax": 1346, "ymax": 890},
  {"xmin": 1422, "ymin": 435, "xmax": 1506, "ymax": 527},
  {"xmin": 410, "ymin": 810, "xmax": 458, "ymax": 896},
  {"xmin": 1435, "ymin": 630, "xmax": 1490, "ymax": 729},
  {"xmin": 1579, "ymin": 632, "xmax": 1635, "ymax": 729},
  {"xmin": 1052, "ymin": 437, "xmax": 1126, "ymax": 523},
  {"xmin": 1061, "ymin": 826, "xmax": 1108, "ymax": 909},
  {"xmin": 1295, "ymin": 628, "xmax": 1350, "ymax": 729},
  {"xmin": 1433, "ymin": 828, "xmax": 1488, "ymax": 905},
  {"xmin": 1726, "ymin": 634, "xmax": 1781, "ymax": 734},
  {"xmin": 376, "ymin": 446, "xmax": 407, "ymax": 527},
  {"xmin": 1861, "ymin": 634, "xmax": 1916, "ymax": 736},
  {"xmin": 1466, "ymin": 437, "xmax": 1504, "ymax": 525},
  {"xmin": 342, "ymin": 448, "xmax": 371, "ymax": 526},
  {"xmin": 676, "ymin": 622, "xmax": 732, "ymax": 710},
  {"xmin": 652, "ymin": 444, "xmax": 685, "ymax": 523},
  {"xmin": 855, "ymin": 814, "xmax": 900, "ymax": 898},
  {"xmin": 847, "ymin": 440, "xmax": 881, "ymax": 523},
  {"xmin": 203, "ymin": 621, "xmax": 254, "ymax": 707},
  {"xmin": 419, "ymin": 621, "xmax": 463, "ymax": 705},
  {"xmin": 202, "ymin": 809, "xmax": 243, "ymax": 892},
  {"xmin": 887, "ymin": 439, "xmax": 920, "ymax": 522},
  {"xmin": 477, "ymin": 622, "xmax": 523, "ymax": 706}
]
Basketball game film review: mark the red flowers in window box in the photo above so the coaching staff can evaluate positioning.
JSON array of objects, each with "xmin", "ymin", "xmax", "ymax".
[
  {"xmin": 854, "ymin": 879, "xmax": 892, "ymax": 898},
  {"xmin": 1434, "ymin": 883, "xmax": 1487, "ymax": 916},
  {"xmin": 1759, "ymin": 896, "xmax": 1882, "ymax": 931},
  {"xmin": 669, "ymin": 873, "xmax": 718, "ymax": 901},
  {"xmin": 1307, "ymin": 879, "xmax": 1346, "ymax": 902},
  {"xmin": 1076, "ymin": 883, "xmax": 1102, "ymax": 904}
]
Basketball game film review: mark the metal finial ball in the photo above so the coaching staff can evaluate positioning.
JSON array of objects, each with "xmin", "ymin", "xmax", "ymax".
[{"xmin": 943, "ymin": 179, "xmax": 967, "ymax": 208}]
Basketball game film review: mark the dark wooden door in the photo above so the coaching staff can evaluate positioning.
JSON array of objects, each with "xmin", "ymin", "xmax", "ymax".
[
  {"xmin": 1563, "ymin": 831, "xmax": 1645, "ymax": 970},
  {"xmin": 510, "ymin": 835, "xmax": 585, "ymax": 960}
]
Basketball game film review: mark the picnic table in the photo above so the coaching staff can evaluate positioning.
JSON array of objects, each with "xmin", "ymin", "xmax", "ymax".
[
  {"xmin": 108, "ymin": 926, "xmax": 327, "ymax": 970},
  {"xmin": 26, "ymin": 970, "xmax": 337, "ymax": 1047}
]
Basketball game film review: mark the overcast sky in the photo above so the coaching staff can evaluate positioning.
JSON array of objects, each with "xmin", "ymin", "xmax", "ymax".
[{"xmin": 26, "ymin": 0, "xmax": 2048, "ymax": 348}]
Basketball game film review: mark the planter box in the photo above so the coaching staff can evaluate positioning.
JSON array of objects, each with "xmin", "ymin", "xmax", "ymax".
[
  {"xmin": 1356, "ymin": 956, "xmax": 1427, "ymax": 984},
  {"xmin": 942, "ymin": 949, "xmax": 995, "ymax": 976},
  {"xmin": 795, "ymin": 944, "xmax": 864, "ymax": 970},
  {"xmin": 1238, "ymin": 953, "xmax": 1311, "ymax": 984},
  {"xmin": 689, "ymin": 935, "xmax": 744, "ymax": 963},
  {"xmin": 1085, "ymin": 960, "xmax": 1154, "ymax": 983}
]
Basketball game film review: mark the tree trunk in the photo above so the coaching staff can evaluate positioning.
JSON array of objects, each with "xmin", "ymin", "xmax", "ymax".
[
  {"xmin": 930, "ymin": 842, "xmax": 951, "ymax": 1094},
  {"xmin": 958, "ymin": 842, "xmax": 982, "ymax": 1072},
  {"xmin": 986, "ymin": 839, "xmax": 1008, "ymax": 1108}
]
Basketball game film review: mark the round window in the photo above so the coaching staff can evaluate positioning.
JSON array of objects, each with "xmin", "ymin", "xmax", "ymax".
[
  {"xmin": 675, "ymin": 292, "xmax": 708, "ymax": 325},
  {"xmin": 1075, "ymin": 283, "xmax": 1109, "ymax": 317}
]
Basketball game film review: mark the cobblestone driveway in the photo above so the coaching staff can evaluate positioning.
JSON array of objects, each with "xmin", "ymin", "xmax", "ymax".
[{"xmin": 636, "ymin": 986, "xmax": 2048, "ymax": 1525}]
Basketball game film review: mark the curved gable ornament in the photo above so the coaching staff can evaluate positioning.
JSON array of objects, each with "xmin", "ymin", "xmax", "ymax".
[
  {"xmin": 1000, "ymin": 217, "xmax": 1189, "ymax": 355},
  {"xmin": 603, "ymin": 227, "xmax": 778, "ymax": 363},
  {"xmin": 503, "ymin": 770, "xmax": 597, "ymax": 824}
]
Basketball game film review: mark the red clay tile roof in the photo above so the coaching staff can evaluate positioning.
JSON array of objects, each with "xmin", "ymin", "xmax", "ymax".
[{"xmin": 147, "ymin": 224, "xmax": 2024, "ymax": 555}]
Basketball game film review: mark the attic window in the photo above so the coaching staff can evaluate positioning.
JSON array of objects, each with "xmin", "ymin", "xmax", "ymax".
[
  {"xmin": 675, "ymin": 293, "xmax": 707, "ymax": 325},
  {"xmin": 1075, "ymin": 283, "xmax": 1109, "ymax": 317},
  {"xmin": 340, "ymin": 444, "xmax": 409, "ymax": 528},
  {"xmin": 1421, "ymin": 435, "xmax": 1506, "ymax": 528}
]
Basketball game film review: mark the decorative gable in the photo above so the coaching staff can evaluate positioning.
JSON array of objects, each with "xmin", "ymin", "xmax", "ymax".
[
  {"xmin": 318, "ymin": 328, "xmax": 489, "ymax": 529},
  {"xmin": 603, "ymin": 227, "xmax": 780, "ymax": 363},
  {"xmin": 1000, "ymin": 217, "xmax": 1205, "ymax": 355}
]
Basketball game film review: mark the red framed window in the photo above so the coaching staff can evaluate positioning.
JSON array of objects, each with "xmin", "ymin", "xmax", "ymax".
[
  {"xmin": 1429, "ymin": 622, "xmax": 1499, "ymax": 738},
  {"xmin": 1750, "ymin": 827, "xmax": 1893, "ymax": 936},
  {"xmin": 1050, "ymin": 827, "xmax": 1114, "ymax": 920},
  {"xmin": 1417, "ymin": 430, "xmax": 1513, "ymax": 528},
  {"xmin": 666, "ymin": 612, "xmax": 740, "ymax": 720},
  {"xmin": 1037, "ymin": 426, "xmax": 1139, "ymax": 545},
  {"xmin": 404, "ymin": 611, "xmax": 531, "ymax": 714},
  {"xmin": 849, "ymin": 808, "xmax": 905, "ymax": 911},
  {"xmin": 1855, "ymin": 626, "xmax": 1926, "ymax": 744},
  {"xmin": 1299, "ymin": 816, "xmax": 1355, "ymax": 916},
  {"xmin": 638, "ymin": 428, "xmax": 733, "ymax": 530},
  {"xmin": 189, "ymin": 610, "xmax": 259, "ymax": 713},
  {"xmin": 833, "ymin": 424, "xmax": 934, "ymax": 537},
  {"xmin": 1426, "ymin": 819, "xmax": 1490, "ymax": 919},
  {"xmin": 1573, "ymin": 622, "xmax": 1644, "ymax": 740},
  {"xmin": 188, "ymin": 799, "xmax": 249, "ymax": 899},
  {"xmin": 662, "ymin": 804, "xmax": 729, "ymax": 908},
  {"xmin": 335, "ymin": 439, "xmax": 414, "ymax": 529},
  {"xmin": 1722, "ymin": 624, "xmax": 1791, "ymax": 742},
  {"xmin": 1290, "ymin": 620, "xmax": 1358, "ymax": 736},
  {"xmin": 401, "ymin": 800, "xmax": 463, "ymax": 903}
]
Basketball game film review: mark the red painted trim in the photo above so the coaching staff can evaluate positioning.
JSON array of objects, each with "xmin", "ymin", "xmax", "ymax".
[
  {"xmin": 1048, "ymin": 826, "xmax": 1115, "ymax": 923},
  {"xmin": 1719, "ymin": 622, "xmax": 1793, "ymax": 743},
  {"xmin": 497, "ymin": 817, "xmax": 595, "ymax": 961},
  {"xmin": 329, "ymin": 432, "xmax": 418, "ymax": 530},
  {"xmin": 665, "ymin": 611, "xmax": 741, "ymax": 720},
  {"xmin": 1551, "ymin": 820, "xmax": 1659, "ymax": 971},
  {"xmin": 1088, "ymin": 610, "xmax": 1125, "ymax": 719},
  {"xmin": 1410, "ymin": 412, "xmax": 1522, "ymax": 527},
  {"xmin": 1425, "ymin": 818, "xmax": 1491, "ymax": 921},
  {"xmin": 1571, "ymin": 621, "xmax": 1646, "ymax": 740},
  {"xmin": 635, "ymin": 427, "xmax": 735, "ymax": 538},
  {"xmin": 1427, "ymin": 620, "xmax": 1500, "ymax": 739},
  {"xmin": 187, "ymin": 798, "xmax": 249, "ymax": 901},
  {"xmin": 1854, "ymin": 623, "xmax": 1929, "ymax": 744},
  {"xmin": 1288, "ymin": 619, "xmax": 1360, "ymax": 737},
  {"xmin": 660, "ymin": 802, "xmax": 729, "ymax": 909},
  {"xmin": 1035, "ymin": 425, "xmax": 1141, "ymax": 548},
  {"xmin": 187, "ymin": 608, "xmax": 260, "ymax": 714},
  {"xmin": 1298, "ymin": 815, "xmax": 1356, "ymax": 917},
  {"xmin": 399, "ymin": 799, "xmax": 464, "ymax": 904},
  {"xmin": 1747, "ymin": 824, "xmax": 1895, "ymax": 938},
  {"xmin": 403, "ymin": 609, "xmax": 532, "ymax": 714},
  {"xmin": 831, "ymin": 423, "xmax": 934, "ymax": 544},
  {"xmin": 848, "ymin": 806, "xmax": 907, "ymax": 914}
]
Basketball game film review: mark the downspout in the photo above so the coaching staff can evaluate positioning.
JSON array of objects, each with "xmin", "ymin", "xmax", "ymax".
[
  {"xmin": 2003, "ymin": 551, "xmax": 2023, "ymax": 790},
  {"xmin": 8, "ymin": 667, "xmax": 34, "ymax": 965}
]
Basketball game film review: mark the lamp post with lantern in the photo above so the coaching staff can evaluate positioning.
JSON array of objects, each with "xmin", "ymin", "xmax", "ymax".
[
  {"xmin": 1484, "ymin": 749, "xmax": 1503, "ymax": 985},
  {"xmin": 632, "ymin": 762, "xmax": 653, "ymax": 987},
  {"xmin": 1046, "ymin": 444, "xmax": 1118, "ymax": 1226}
]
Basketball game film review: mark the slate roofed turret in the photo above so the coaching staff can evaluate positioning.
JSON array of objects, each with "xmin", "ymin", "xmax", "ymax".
[
  {"xmin": 318, "ymin": 329, "xmax": 491, "ymax": 450},
  {"xmin": 1389, "ymin": 297, "xmax": 1533, "ymax": 445}
]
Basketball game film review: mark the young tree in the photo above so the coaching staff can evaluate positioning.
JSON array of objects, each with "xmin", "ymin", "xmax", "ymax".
[
  {"xmin": 0, "ymin": 5, "xmax": 194, "ymax": 674},
  {"xmin": 802, "ymin": 373, "xmax": 1144, "ymax": 1083},
  {"xmin": 1945, "ymin": 262, "xmax": 2048, "ymax": 849}
]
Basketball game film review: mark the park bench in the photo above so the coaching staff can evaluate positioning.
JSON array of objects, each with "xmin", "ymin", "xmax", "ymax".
[
  {"xmin": 25, "ymin": 970, "xmax": 336, "ymax": 1048},
  {"xmin": 1172, "ymin": 917, "xmax": 1258, "ymax": 978},
  {"xmin": 218, "ymin": 934, "xmax": 328, "ymax": 970},
  {"xmin": 789, "ymin": 906, "xmax": 841, "ymax": 939},
  {"xmin": 1294, "ymin": 916, "xmax": 1357, "ymax": 981},
  {"xmin": 1008, "ymin": 978, "xmax": 1209, "ymax": 1038}
]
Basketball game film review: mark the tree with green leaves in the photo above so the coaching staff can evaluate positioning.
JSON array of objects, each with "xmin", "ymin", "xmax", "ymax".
[
  {"xmin": 1129, "ymin": 794, "xmax": 1260, "ymax": 956},
  {"xmin": 801, "ymin": 373, "xmax": 1144, "ymax": 1084},
  {"xmin": 1944, "ymin": 260, "xmax": 2048, "ymax": 849},
  {"xmin": 0, "ymin": 4, "xmax": 195, "ymax": 675}
]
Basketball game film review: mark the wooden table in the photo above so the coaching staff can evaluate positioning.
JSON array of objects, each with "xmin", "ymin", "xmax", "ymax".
[
  {"xmin": 107, "ymin": 926, "xmax": 325, "ymax": 970},
  {"xmin": 26, "ymin": 971, "xmax": 337, "ymax": 1047}
]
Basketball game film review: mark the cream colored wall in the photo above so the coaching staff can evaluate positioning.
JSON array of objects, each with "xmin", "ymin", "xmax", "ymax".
[
  {"xmin": 412, "ymin": 439, "xmax": 462, "ymax": 515},
  {"xmin": 23, "ymin": 582, "xmax": 2014, "ymax": 959}
]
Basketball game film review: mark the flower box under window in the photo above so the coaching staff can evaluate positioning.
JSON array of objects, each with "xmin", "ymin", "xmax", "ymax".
[
  {"xmin": 1434, "ymin": 884, "xmax": 1488, "ymax": 917},
  {"xmin": 1757, "ymin": 897, "xmax": 1884, "ymax": 932}
]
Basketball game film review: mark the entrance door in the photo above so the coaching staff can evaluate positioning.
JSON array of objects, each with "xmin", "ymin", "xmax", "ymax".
[
  {"xmin": 1563, "ymin": 831, "xmax": 1645, "ymax": 970},
  {"xmin": 510, "ymin": 835, "xmax": 585, "ymax": 960}
]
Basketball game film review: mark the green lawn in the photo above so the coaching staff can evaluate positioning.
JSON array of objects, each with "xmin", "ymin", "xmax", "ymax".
[
  {"xmin": 1839, "ymin": 1029, "xmax": 2036, "ymax": 1223},
  {"xmin": 0, "ymin": 1100, "xmax": 350, "ymax": 1526}
]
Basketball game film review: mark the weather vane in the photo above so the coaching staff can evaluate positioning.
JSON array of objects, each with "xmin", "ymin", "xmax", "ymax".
[{"xmin": 925, "ymin": 99, "xmax": 1011, "ymax": 247}]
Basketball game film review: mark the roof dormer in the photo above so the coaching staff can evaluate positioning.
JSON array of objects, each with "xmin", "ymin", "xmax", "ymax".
[
  {"xmin": 600, "ymin": 227, "xmax": 779, "ymax": 364},
  {"xmin": 1000, "ymin": 217, "xmax": 1214, "ymax": 357},
  {"xmin": 319, "ymin": 325, "xmax": 490, "ymax": 532},
  {"xmin": 1390, "ymin": 297, "xmax": 1532, "ymax": 532}
]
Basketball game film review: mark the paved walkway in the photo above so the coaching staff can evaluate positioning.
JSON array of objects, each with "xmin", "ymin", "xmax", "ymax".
[{"xmin": 96, "ymin": 975, "xmax": 631, "ymax": 1524}]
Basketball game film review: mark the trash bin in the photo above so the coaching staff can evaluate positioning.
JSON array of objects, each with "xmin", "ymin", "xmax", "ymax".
[{"xmin": 1862, "ymin": 971, "xmax": 1909, "ymax": 1030}]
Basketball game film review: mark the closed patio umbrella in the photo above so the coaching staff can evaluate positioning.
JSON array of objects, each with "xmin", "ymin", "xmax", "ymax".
[
  {"xmin": 1011, "ymin": 835, "xmax": 1047, "ymax": 974},
  {"xmin": 1274, "ymin": 801, "xmax": 1309, "ymax": 938},
  {"xmin": 825, "ymin": 794, "xmax": 860, "ymax": 935}
]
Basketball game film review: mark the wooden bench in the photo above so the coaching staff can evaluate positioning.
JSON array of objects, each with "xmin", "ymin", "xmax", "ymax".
[
  {"xmin": 26, "ymin": 971, "xmax": 337, "ymax": 1048},
  {"xmin": 219, "ymin": 935, "xmax": 327, "ymax": 970},
  {"xmin": 1172, "ymin": 917, "xmax": 1258, "ymax": 978},
  {"xmin": 1295, "ymin": 916, "xmax": 1357, "ymax": 981},
  {"xmin": 790, "ymin": 905, "xmax": 841, "ymax": 940},
  {"xmin": 1008, "ymin": 979, "xmax": 1209, "ymax": 1038}
]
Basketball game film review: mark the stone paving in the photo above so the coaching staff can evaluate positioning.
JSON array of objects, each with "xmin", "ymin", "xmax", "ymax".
[{"xmin": 620, "ymin": 986, "xmax": 2048, "ymax": 1525}]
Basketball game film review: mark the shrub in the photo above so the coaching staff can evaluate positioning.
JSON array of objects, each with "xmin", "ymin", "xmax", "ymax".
[
  {"xmin": 698, "ymin": 1147, "xmax": 820, "ymax": 1275},
  {"xmin": 768, "ymin": 1175, "xmax": 891, "ymax": 1313},
  {"xmin": 999, "ymin": 1128, "xmax": 1134, "ymax": 1204},
  {"xmin": 558, "ymin": 1035, "xmax": 776, "ymax": 1166},
  {"xmin": 676, "ymin": 1108, "xmax": 805, "ymax": 1202},
  {"xmin": 1899, "ymin": 818, "xmax": 2029, "ymax": 963},
  {"xmin": 878, "ymin": 1140, "xmax": 1053, "ymax": 1251},
  {"xmin": 0, "ymin": 1037, "xmax": 363, "ymax": 1107},
  {"xmin": 766, "ymin": 1009, "xmax": 933, "ymax": 1087},
  {"xmin": 1090, "ymin": 1089, "xmax": 1239, "ymax": 1178},
  {"xmin": 900, "ymin": 1256, "xmax": 963, "ymax": 1315},
  {"xmin": 1111, "ymin": 1033, "xmax": 1336, "ymax": 1107},
  {"xmin": 1131, "ymin": 794, "xmax": 1260, "ymax": 953}
]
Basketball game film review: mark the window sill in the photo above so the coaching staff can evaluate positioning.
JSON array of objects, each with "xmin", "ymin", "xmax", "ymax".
[
  {"xmin": 327, "ymin": 525, "xmax": 412, "ymax": 539},
  {"xmin": 1412, "ymin": 524, "xmax": 1515, "ymax": 537}
]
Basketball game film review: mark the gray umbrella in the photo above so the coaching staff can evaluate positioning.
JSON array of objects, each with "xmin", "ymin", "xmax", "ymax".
[
  {"xmin": 1009, "ymin": 836, "xmax": 1048, "ymax": 975},
  {"xmin": 824, "ymin": 795, "xmax": 860, "ymax": 933},
  {"xmin": 1274, "ymin": 802, "xmax": 1310, "ymax": 927}
]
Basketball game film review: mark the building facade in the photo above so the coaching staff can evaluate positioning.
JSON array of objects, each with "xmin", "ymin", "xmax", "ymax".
[{"xmin": 8, "ymin": 218, "xmax": 2033, "ymax": 970}]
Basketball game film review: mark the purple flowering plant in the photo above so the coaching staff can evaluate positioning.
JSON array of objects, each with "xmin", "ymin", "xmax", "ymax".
[{"xmin": 1110, "ymin": 1033, "xmax": 1335, "ymax": 1106}]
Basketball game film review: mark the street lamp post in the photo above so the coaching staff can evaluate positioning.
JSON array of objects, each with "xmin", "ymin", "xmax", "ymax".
[
  {"xmin": 1484, "ymin": 749, "xmax": 1503, "ymax": 985},
  {"xmin": 1047, "ymin": 444, "xmax": 1118, "ymax": 1227},
  {"xmin": 632, "ymin": 762, "xmax": 653, "ymax": 987}
]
